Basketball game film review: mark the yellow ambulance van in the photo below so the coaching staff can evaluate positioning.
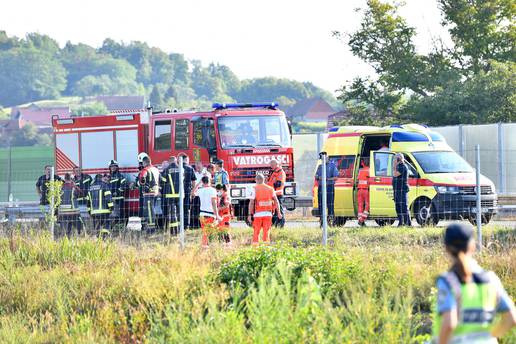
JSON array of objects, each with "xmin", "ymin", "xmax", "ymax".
[{"xmin": 312, "ymin": 124, "xmax": 498, "ymax": 226}]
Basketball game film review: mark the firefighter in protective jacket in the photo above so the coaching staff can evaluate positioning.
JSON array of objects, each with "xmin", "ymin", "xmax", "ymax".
[
  {"xmin": 137, "ymin": 153, "xmax": 158, "ymax": 233},
  {"xmin": 267, "ymin": 159, "xmax": 286, "ymax": 228},
  {"xmin": 73, "ymin": 166, "xmax": 92, "ymax": 206},
  {"xmin": 88, "ymin": 174, "xmax": 113, "ymax": 235},
  {"xmin": 59, "ymin": 173, "xmax": 83, "ymax": 237},
  {"xmin": 108, "ymin": 160, "xmax": 127, "ymax": 221},
  {"xmin": 160, "ymin": 159, "xmax": 180, "ymax": 235}
]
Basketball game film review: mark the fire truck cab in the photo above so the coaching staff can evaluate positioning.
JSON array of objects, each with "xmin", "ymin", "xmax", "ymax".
[{"xmin": 52, "ymin": 103, "xmax": 297, "ymax": 220}]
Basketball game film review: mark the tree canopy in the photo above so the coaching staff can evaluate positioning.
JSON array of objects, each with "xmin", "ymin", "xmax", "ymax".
[
  {"xmin": 0, "ymin": 31, "xmax": 334, "ymax": 110},
  {"xmin": 337, "ymin": 0, "xmax": 515, "ymax": 125}
]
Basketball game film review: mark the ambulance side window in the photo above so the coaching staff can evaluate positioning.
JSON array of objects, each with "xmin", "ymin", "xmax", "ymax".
[
  {"xmin": 374, "ymin": 152, "xmax": 393, "ymax": 177},
  {"xmin": 175, "ymin": 119, "xmax": 189, "ymax": 150},
  {"xmin": 154, "ymin": 120, "xmax": 171, "ymax": 151},
  {"xmin": 330, "ymin": 155, "xmax": 355, "ymax": 178}
]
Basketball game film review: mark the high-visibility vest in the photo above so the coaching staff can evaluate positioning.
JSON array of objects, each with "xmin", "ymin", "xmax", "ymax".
[
  {"xmin": 267, "ymin": 167, "xmax": 286, "ymax": 196},
  {"xmin": 432, "ymin": 271, "xmax": 499, "ymax": 343},
  {"xmin": 88, "ymin": 181, "xmax": 114, "ymax": 215},
  {"xmin": 253, "ymin": 184, "xmax": 275, "ymax": 213},
  {"xmin": 357, "ymin": 167, "xmax": 369, "ymax": 189}
]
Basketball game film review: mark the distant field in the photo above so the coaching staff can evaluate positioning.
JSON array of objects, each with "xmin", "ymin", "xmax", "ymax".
[
  {"xmin": 0, "ymin": 146, "xmax": 53, "ymax": 202},
  {"xmin": 0, "ymin": 225, "xmax": 513, "ymax": 343}
]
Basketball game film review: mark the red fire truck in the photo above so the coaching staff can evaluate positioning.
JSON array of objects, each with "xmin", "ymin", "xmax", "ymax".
[{"xmin": 52, "ymin": 103, "xmax": 297, "ymax": 219}]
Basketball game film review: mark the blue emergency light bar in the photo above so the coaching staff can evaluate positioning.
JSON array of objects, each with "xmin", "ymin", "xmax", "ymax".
[{"xmin": 212, "ymin": 102, "xmax": 278, "ymax": 110}]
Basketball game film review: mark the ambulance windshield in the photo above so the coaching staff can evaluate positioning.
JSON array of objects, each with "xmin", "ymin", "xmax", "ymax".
[
  {"xmin": 218, "ymin": 115, "xmax": 291, "ymax": 148},
  {"xmin": 413, "ymin": 151, "xmax": 473, "ymax": 174}
]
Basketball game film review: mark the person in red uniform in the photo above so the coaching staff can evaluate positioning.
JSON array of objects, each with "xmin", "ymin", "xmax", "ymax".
[
  {"xmin": 216, "ymin": 184, "xmax": 232, "ymax": 245},
  {"xmin": 267, "ymin": 159, "xmax": 286, "ymax": 228},
  {"xmin": 357, "ymin": 158, "xmax": 370, "ymax": 226},
  {"xmin": 248, "ymin": 173, "xmax": 282, "ymax": 245}
]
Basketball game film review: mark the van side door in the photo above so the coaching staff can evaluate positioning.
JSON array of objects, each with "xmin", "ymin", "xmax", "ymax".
[
  {"xmin": 331, "ymin": 155, "xmax": 356, "ymax": 216},
  {"xmin": 369, "ymin": 151, "xmax": 397, "ymax": 217}
]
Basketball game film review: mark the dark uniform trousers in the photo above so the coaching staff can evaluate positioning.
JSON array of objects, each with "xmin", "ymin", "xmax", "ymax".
[
  {"xmin": 58, "ymin": 213, "xmax": 82, "ymax": 237},
  {"xmin": 318, "ymin": 184, "xmax": 335, "ymax": 224},
  {"xmin": 163, "ymin": 197, "xmax": 180, "ymax": 235},
  {"xmin": 394, "ymin": 185, "xmax": 411, "ymax": 226}
]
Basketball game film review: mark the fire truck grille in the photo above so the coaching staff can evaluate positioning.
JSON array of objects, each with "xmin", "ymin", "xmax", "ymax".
[{"xmin": 230, "ymin": 167, "xmax": 294, "ymax": 183}]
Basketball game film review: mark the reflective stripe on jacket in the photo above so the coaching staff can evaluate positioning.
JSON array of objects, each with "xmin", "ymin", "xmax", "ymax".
[
  {"xmin": 160, "ymin": 164, "xmax": 180, "ymax": 198},
  {"xmin": 109, "ymin": 171, "xmax": 127, "ymax": 200},
  {"xmin": 432, "ymin": 271, "xmax": 499, "ymax": 342},
  {"xmin": 87, "ymin": 181, "xmax": 113, "ymax": 215},
  {"xmin": 253, "ymin": 184, "xmax": 275, "ymax": 213}
]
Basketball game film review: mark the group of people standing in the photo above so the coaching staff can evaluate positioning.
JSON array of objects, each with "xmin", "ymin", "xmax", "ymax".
[
  {"xmin": 36, "ymin": 154, "xmax": 287, "ymax": 245},
  {"xmin": 36, "ymin": 161, "xmax": 126, "ymax": 237}
]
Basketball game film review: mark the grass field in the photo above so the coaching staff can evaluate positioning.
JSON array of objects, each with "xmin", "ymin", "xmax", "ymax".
[
  {"xmin": 0, "ymin": 224, "xmax": 514, "ymax": 343},
  {"xmin": 0, "ymin": 146, "xmax": 54, "ymax": 202}
]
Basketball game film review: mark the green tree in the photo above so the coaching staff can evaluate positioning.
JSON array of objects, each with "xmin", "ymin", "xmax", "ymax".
[
  {"xmin": 149, "ymin": 84, "xmax": 164, "ymax": 109},
  {"xmin": 72, "ymin": 75, "xmax": 143, "ymax": 97},
  {"xmin": 0, "ymin": 47, "xmax": 67, "ymax": 106},
  {"xmin": 71, "ymin": 101, "xmax": 109, "ymax": 117},
  {"xmin": 338, "ymin": 0, "xmax": 515, "ymax": 125}
]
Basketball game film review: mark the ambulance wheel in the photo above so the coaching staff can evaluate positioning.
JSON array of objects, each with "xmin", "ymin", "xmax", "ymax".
[
  {"xmin": 414, "ymin": 199, "xmax": 439, "ymax": 227},
  {"xmin": 333, "ymin": 217, "xmax": 346, "ymax": 227},
  {"xmin": 468, "ymin": 214, "xmax": 492, "ymax": 226},
  {"xmin": 375, "ymin": 219, "xmax": 395, "ymax": 227}
]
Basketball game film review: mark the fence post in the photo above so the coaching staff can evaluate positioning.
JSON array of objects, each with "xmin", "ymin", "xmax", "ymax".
[
  {"xmin": 50, "ymin": 166, "xmax": 55, "ymax": 239},
  {"xmin": 497, "ymin": 123, "xmax": 505, "ymax": 194},
  {"xmin": 321, "ymin": 153, "xmax": 328, "ymax": 246},
  {"xmin": 316, "ymin": 133, "xmax": 323, "ymax": 155},
  {"xmin": 458, "ymin": 124, "xmax": 464, "ymax": 157},
  {"xmin": 6, "ymin": 139, "xmax": 12, "ymax": 201},
  {"xmin": 178, "ymin": 156, "xmax": 185, "ymax": 249},
  {"xmin": 475, "ymin": 145, "xmax": 482, "ymax": 251}
]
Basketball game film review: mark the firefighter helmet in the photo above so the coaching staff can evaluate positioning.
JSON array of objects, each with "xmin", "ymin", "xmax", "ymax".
[
  {"xmin": 109, "ymin": 159, "xmax": 118, "ymax": 167},
  {"xmin": 137, "ymin": 152, "xmax": 149, "ymax": 163}
]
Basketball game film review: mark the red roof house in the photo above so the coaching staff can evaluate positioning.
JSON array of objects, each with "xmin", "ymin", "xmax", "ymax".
[
  {"xmin": 10, "ymin": 103, "xmax": 70, "ymax": 129},
  {"xmin": 286, "ymin": 98, "xmax": 335, "ymax": 122}
]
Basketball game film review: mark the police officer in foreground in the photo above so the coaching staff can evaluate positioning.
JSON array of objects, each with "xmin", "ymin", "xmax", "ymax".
[
  {"xmin": 433, "ymin": 223, "xmax": 515, "ymax": 343},
  {"xmin": 108, "ymin": 160, "xmax": 127, "ymax": 222},
  {"xmin": 72, "ymin": 166, "xmax": 92, "ymax": 206},
  {"xmin": 88, "ymin": 174, "xmax": 113, "ymax": 237},
  {"xmin": 314, "ymin": 152, "xmax": 339, "ymax": 226},
  {"xmin": 267, "ymin": 159, "xmax": 286, "ymax": 228},
  {"xmin": 160, "ymin": 157, "xmax": 180, "ymax": 235},
  {"xmin": 393, "ymin": 153, "xmax": 411, "ymax": 227},
  {"xmin": 137, "ymin": 153, "xmax": 158, "ymax": 234}
]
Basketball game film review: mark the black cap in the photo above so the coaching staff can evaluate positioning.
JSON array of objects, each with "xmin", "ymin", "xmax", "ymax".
[{"xmin": 444, "ymin": 223, "xmax": 473, "ymax": 251}]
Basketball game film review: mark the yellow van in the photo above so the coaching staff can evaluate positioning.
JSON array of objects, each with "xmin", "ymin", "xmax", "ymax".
[{"xmin": 312, "ymin": 124, "xmax": 498, "ymax": 226}]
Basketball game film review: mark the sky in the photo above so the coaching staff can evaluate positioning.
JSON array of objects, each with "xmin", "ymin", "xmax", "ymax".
[{"xmin": 0, "ymin": 0, "xmax": 449, "ymax": 95}]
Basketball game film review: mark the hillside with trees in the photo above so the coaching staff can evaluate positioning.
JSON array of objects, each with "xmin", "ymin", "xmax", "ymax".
[
  {"xmin": 336, "ymin": 0, "xmax": 515, "ymax": 126},
  {"xmin": 0, "ymin": 31, "xmax": 335, "ymax": 111}
]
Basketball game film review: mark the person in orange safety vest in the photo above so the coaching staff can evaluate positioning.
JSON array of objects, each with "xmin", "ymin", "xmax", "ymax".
[
  {"xmin": 248, "ymin": 173, "xmax": 282, "ymax": 245},
  {"xmin": 357, "ymin": 158, "xmax": 370, "ymax": 226},
  {"xmin": 267, "ymin": 159, "xmax": 286, "ymax": 228}
]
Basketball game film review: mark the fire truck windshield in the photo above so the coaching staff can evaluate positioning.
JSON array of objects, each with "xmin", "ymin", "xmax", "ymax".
[{"xmin": 218, "ymin": 115, "xmax": 291, "ymax": 148}]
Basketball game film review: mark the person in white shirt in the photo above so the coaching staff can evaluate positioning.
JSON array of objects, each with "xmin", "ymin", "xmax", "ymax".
[{"xmin": 195, "ymin": 176, "xmax": 221, "ymax": 247}]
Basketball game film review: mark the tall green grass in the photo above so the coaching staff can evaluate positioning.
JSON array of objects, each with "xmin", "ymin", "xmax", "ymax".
[{"xmin": 0, "ymin": 225, "xmax": 514, "ymax": 343}]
